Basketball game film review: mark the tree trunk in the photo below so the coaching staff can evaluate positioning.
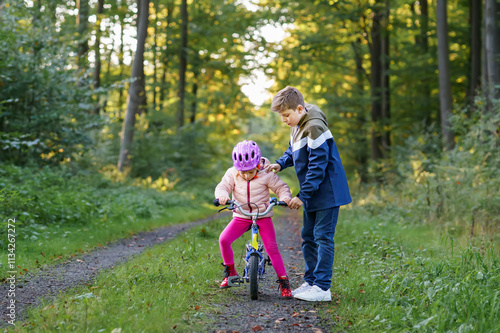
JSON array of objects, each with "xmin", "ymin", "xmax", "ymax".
[
  {"xmin": 419, "ymin": 0, "xmax": 429, "ymax": 52},
  {"xmin": 484, "ymin": 0, "xmax": 500, "ymax": 112},
  {"xmin": 93, "ymin": 0, "xmax": 104, "ymax": 114},
  {"xmin": 177, "ymin": 0, "xmax": 188, "ymax": 128},
  {"xmin": 419, "ymin": 0, "xmax": 432, "ymax": 125},
  {"xmin": 467, "ymin": 0, "xmax": 481, "ymax": 110},
  {"xmin": 436, "ymin": 0, "xmax": 455, "ymax": 150},
  {"xmin": 152, "ymin": 0, "xmax": 159, "ymax": 111},
  {"xmin": 118, "ymin": 0, "xmax": 150, "ymax": 171},
  {"xmin": 352, "ymin": 38, "xmax": 369, "ymax": 183},
  {"xmin": 381, "ymin": 0, "xmax": 391, "ymax": 155},
  {"xmin": 118, "ymin": 2, "xmax": 126, "ymax": 110},
  {"xmin": 159, "ymin": 1, "xmax": 174, "ymax": 106},
  {"xmin": 76, "ymin": 0, "xmax": 89, "ymax": 71},
  {"xmin": 370, "ymin": 2, "xmax": 384, "ymax": 161}
]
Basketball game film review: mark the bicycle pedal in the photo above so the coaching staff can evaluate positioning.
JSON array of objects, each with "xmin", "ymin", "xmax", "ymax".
[{"xmin": 228, "ymin": 277, "xmax": 242, "ymax": 287}]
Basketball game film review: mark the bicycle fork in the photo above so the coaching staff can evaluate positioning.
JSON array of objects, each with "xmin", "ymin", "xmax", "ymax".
[{"xmin": 243, "ymin": 222, "xmax": 268, "ymax": 281}]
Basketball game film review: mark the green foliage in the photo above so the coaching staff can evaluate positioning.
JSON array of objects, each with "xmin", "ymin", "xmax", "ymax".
[
  {"xmin": 372, "ymin": 99, "xmax": 500, "ymax": 234},
  {"xmin": 130, "ymin": 121, "xmax": 228, "ymax": 185},
  {"xmin": 0, "ymin": 163, "xmax": 213, "ymax": 274},
  {"xmin": 0, "ymin": 2, "xmax": 98, "ymax": 166}
]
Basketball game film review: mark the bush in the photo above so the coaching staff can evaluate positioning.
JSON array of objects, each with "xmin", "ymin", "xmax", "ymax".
[
  {"xmin": 359, "ymin": 99, "xmax": 500, "ymax": 236},
  {"xmin": 0, "ymin": 163, "xmax": 213, "ymax": 250}
]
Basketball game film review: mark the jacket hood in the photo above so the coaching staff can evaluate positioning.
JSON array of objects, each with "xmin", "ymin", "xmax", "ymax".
[
  {"xmin": 298, "ymin": 104, "xmax": 328, "ymax": 129},
  {"xmin": 259, "ymin": 157, "xmax": 271, "ymax": 171}
]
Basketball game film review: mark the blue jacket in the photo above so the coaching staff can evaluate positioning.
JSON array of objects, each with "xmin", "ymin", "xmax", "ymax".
[{"xmin": 276, "ymin": 104, "xmax": 352, "ymax": 212}]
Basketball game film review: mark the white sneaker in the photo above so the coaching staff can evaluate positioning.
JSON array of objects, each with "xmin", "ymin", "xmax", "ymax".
[
  {"xmin": 294, "ymin": 285, "xmax": 331, "ymax": 302},
  {"xmin": 292, "ymin": 282, "xmax": 312, "ymax": 296}
]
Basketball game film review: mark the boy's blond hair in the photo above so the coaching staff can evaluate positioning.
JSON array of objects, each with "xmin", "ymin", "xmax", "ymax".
[{"xmin": 271, "ymin": 86, "xmax": 305, "ymax": 113}]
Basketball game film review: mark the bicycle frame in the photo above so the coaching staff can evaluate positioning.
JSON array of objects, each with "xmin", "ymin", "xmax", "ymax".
[{"xmin": 243, "ymin": 218, "xmax": 267, "ymax": 282}]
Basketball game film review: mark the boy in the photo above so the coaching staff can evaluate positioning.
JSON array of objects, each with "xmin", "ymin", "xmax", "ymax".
[{"xmin": 266, "ymin": 86, "xmax": 352, "ymax": 302}]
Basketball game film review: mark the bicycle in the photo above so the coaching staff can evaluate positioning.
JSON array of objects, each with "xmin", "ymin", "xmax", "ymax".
[{"xmin": 213, "ymin": 197, "xmax": 288, "ymax": 300}]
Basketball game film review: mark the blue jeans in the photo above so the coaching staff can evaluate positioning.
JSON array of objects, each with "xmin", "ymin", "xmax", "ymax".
[{"xmin": 301, "ymin": 206, "xmax": 339, "ymax": 291}]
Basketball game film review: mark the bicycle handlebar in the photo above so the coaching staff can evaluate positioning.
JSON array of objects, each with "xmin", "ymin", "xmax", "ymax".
[{"xmin": 213, "ymin": 197, "xmax": 287, "ymax": 217}]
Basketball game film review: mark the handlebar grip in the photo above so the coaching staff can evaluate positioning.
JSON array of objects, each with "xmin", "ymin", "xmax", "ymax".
[
  {"xmin": 213, "ymin": 199, "xmax": 235, "ymax": 207},
  {"xmin": 277, "ymin": 201, "xmax": 288, "ymax": 206}
]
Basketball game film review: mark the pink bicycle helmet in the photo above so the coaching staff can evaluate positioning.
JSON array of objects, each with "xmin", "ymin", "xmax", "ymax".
[{"xmin": 232, "ymin": 140, "xmax": 261, "ymax": 171}]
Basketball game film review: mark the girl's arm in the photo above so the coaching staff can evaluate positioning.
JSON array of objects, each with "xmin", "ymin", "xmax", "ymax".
[{"xmin": 214, "ymin": 168, "xmax": 235, "ymax": 201}]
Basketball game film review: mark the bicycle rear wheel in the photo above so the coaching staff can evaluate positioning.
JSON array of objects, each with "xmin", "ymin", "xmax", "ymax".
[{"xmin": 248, "ymin": 254, "xmax": 259, "ymax": 300}]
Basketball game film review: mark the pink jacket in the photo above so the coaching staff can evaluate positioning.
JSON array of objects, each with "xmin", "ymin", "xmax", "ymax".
[{"xmin": 215, "ymin": 157, "xmax": 292, "ymax": 219}]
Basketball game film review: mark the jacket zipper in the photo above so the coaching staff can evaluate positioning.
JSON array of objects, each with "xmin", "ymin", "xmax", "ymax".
[{"xmin": 247, "ymin": 180, "xmax": 252, "ymax": 213}]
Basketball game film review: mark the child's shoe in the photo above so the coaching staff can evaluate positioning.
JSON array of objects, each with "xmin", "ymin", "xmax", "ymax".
[
  {"xmin": 277, "ymin": 276, "xmax": 292, "ymax": 298},
  {"xmin": 220, "ymin": 264, "xmax": 239, "ymax": 288}
]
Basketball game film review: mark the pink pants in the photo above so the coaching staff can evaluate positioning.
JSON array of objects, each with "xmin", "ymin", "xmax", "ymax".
[{"xmin": 219, "ymin": 216, "xmax": 287, "ymax": 277}]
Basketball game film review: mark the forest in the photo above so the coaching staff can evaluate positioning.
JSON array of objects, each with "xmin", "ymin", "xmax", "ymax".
[{"xmin": 1, "ymin": 0, "xmax": 499, "ymax": 331}]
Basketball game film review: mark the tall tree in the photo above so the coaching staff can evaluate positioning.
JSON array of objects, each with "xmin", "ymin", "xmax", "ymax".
[
  {"xmin": 93, "ymin": 0, "xmax": 105, "ymax": 114},
  {"xmin": 118, "ymin": 0, "xmax": 149, "ymax": 171},
  {"xmin": 467, "ymin": 0, "xmax": 481, "ymax": 109},
  {"xmin": 484, "ymin": 0, "xmax": 500, "ymax": 112},
  {"xmin": 76, "ymin": 0, "xmax": 89, "ymax": 71},
  {"xmin": 152, "ymin": 0, "xmax": 159, "ymax": 111},
  {"xmin": 370, "ymin": 1, "xmax": 384, "ymax": 161},
  {"xmin": 177, "ymin": 0, "xmax": 188, "ymax": 128},
  {"xmin": 381, "ymin": 0, "xmax": 391, "ymax": 155},
  {"xmin": 352, "ymin": 37, "xmax": 369, "ymax": 182},
  {"xmin": 416, "ymin": 0, "xmax": 432, "ymax": 125},
  {"xmin": 159, "ymin": 1, "xmax": 174, "ymax": 107},
  {"xmin": 436, "ymin": 0, "xmax": 455, "ymax": 150}
]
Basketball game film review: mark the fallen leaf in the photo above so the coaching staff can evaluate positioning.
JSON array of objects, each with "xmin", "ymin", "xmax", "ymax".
[
  {"xmin": 359, "ymin": 290, "xmax": 366, "ymax": 293},
  {"xmin": 251, "ymin": 326, "xmax": 263, "ymax": 332}
]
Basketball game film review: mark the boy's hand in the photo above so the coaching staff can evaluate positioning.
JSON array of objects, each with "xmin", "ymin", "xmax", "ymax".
[
  {"xmin": 265, "ymin": 163, "xmax": 282, "ymax": 173},
  {"xmin": 217, "ymin": 196, "xmax": 230, "ymax": 205},
  {"xmin": 288, "ymin": 197, "xmax": 303, "ymax": 210}
]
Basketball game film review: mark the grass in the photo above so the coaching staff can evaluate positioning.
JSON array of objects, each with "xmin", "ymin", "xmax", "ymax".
[
  {"xmin": 12, "ymin": 215, "xmax": 242, "ymax": 332},
  {"xmin": 328, "ymin": 206, "xmax": 500, "ymax": 332},
  {"xmin": 6, "ymin": 203, "xmax": 500, "ymax": 332},
  {"xmin": 0, "ymin": 164, "xmax": 214, "ymax": 279}
]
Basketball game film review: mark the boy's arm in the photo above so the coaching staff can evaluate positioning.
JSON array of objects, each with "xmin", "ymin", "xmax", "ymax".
[
  {"xmin": 275, "ymin": 143, "xmax": 294, "ymax": 170},
  {"xmin": 296, "ymin": 130, "xmax": 330, "ymax": 204}
]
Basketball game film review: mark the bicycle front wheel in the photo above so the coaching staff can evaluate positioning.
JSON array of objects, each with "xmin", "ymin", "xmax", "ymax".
[{"xmin": 248, "ymin": 254, "xmax": 259, "ymax": 300}]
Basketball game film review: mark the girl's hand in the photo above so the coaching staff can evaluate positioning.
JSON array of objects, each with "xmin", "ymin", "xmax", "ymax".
[
  {"xmin": 218, "ymin": 196, "xmax": 230, "ymax": 205},
  {"xmin": 282, "ymin": 197, "xmax": 291, "ymax": 206},
  {"xmin": 265, "ymin": 163, "xmax": 281, "ymax": 173}
]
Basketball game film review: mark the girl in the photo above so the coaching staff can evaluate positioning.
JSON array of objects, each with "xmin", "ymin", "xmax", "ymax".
[{"xmin": 215, "ymin": 140, "xmax": 293, "ymax": 298}]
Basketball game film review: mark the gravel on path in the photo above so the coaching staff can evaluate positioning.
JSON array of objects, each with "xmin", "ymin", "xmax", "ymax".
[{"xmin": 209, "ymin": 210, "xmax": 338, "ymax": 333}]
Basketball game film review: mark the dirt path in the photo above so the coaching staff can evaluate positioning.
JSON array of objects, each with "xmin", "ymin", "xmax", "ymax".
[
  {"xmin": 209, "ymin": 211, "xmax": 336, "ymax": 333},
  {"xmin": 1, "ymin": 213, "xmax": 228, "ymax": 325},
  {"xmin": 2, "ymin": 211, "xmax": 337, "ymax": 332}
]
